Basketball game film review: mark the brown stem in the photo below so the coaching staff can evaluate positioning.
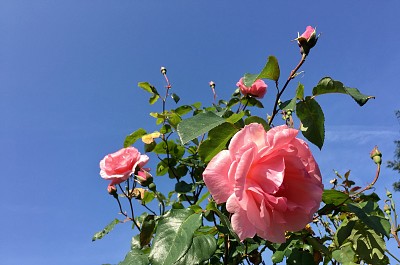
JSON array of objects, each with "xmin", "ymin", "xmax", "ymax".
[{"xmin": 268, "ymin": 53, "xmax": 307, "ymax": 126}]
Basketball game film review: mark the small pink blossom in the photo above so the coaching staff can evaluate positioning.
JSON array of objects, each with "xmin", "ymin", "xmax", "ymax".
[
  {"xmin": 299, "ymin": 26, "xmax": 316, "ymax": 41},
  {"xmin": 237, "ymin": 78, "xmax": 267, "ymax": 98},
  {"xmin": 100, "ymin": 147, "xmax": 149, "ymax": 186},
  {"xmin": 296, "ymin": 26, "xmax": 318, "ymax": 55},
  {"xmin": 203, "ymin": 123, "xmax": 323, "ymax": 243}
]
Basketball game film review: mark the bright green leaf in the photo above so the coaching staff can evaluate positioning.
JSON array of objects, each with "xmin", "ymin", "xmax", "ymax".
[
  {"xmin": 119, "ymin": 248, "xmax": 150, "ymax": 265},
  {"xmin": 322, "ymin": 190, "xmax": 350, "ymax": 206},
  {"xmin": 177, "ymin": 111, "xmax": 226, "ymax": 144},
  {"xmin": 296, "ymin": 97, "xmax": 325, "ymax": 149},
  {"xmin": 149, "ymin": 209, "xmax": 202, "ymax": 265},
  {"xmin": 243, "ymin": 56, "xmax": 280, "ymax": 86},
  {"xmin": 124, "ymin": 128, "xmax": 147, "ymax": 147},
  {"xmin": 296, "ymin": 83, "xmax": 305, "ymax": 100}
]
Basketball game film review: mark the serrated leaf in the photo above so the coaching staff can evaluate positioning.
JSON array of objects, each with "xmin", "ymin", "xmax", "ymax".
[
  {"xmin": 149, "ymin": 209, "xmax": 202, "ymax": 265},
  {"xmin": 243, "ymin": 56, "xmax": 280, "ymax": 87},
  {"xmin": 198, "ymin": 122, "xmax": 238, "ymax": 163},
  {"xmin": 296, "ymin": 97, "xmax": 325, "ymax": 149},
  {"xmin": 312, "ymin": 77, "xmax": 374, "ymax": 106},
  {"xmin": 177, "ymin": 111, "xmax": 226, "ymax": 144},
  {"xmin": 174, "ymin": 234, "xmax": 216, "ymax": 265},
  {"xmin": 124, "ymin": 128, "xmax": 147, "ymax": 147},
  {"xmin": 92, "ymin": 219, "xmax": 121, "ymax": 241}
]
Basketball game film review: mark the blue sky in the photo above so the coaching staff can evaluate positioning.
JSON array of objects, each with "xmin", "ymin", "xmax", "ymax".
[{"xmin": 1, "ymin": 1, "xmax": 400, "ymax": 264}]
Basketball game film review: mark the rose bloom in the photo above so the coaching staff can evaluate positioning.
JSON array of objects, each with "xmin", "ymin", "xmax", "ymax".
[
  {"xmin": 237, "ymin": 78, "xmax": 267, "ymax": 98},
  {"xmin": 100, "ymin": 147, "xmax": 149, "ymax": 185},
  {"xmin": 203, "ymin": 124, "xmax": 323, "ymax": 243}
]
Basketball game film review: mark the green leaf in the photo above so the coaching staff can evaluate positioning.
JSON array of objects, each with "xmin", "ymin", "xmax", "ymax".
[
  {"xmin": 206, "ymin": 201, "xmax": 241, "ymax": 242},
  {"xmin": 322, "ymin": 190, "xmax": 350, "ymax": 206},
  {"xmin": 175, "ymin": 181, "xmax": 194, "ymax": 194},
  {"xmin": 334, "ymin": 219, "xmax": 356, "ymax": 246},
  {"xmin": 332, "ymin": 243, "xmax": 357, "ymax": 264},
  {"xmin": 279, "ymin": 97, "xmax": 296, "ymax": 111},
  {"xmin": 174, "ymin": 105, "xmax": 193, "ymax": 116},
  {"xmin": 312, "ymin": 77, "xmax": 375, "ymax": 106},
  {"xmin": 138, "ymin": 82, "xmax": 158, "ymax": 95},
  {"xmin": 296, "ymin": 97, "xmax": 325, "ymax": 149},
  {"xmin": 124, "ymin": 128, "xmax": 147, "ymax": 147},
  {"xmin": 177, "ymin": 111, "xmax": 226, "ymax": 144},
  {"xmin": 198, "ymin": 122, "xmax": 238, "ymax": 163},
  {"xmin": 244, "ymin": 116, "xmax": 270, "ymax": 131},
  {"xmin": 92, "ymin": 219, "xmax": 121, "ymax": 241},
  {"xmin": 139, "ymin": 215, "xmax": 156, "ymax": 248},
  {"xmin": 347, "ymin": 203, "xmax": 390, "ymax": 238},
  {"xmin": 119, "ymin": 249, "xmax": 150, "ymax": 265},
  {"xmin": 225, "ymin": 112, "xmax": 245, "ymax": 124},
  {"xmin": 171, "ymin": 93, "xmax": 180, "ymax": 103},
  {"xmin": 243, "ymin": 56, "xmax": 280, "ymax": 86},
  {"xmin": 149, "ymin": 209, "xmax": 202, "ymax": 265},
  {"xmin": 149, "ymin": 94, "xmax": 160, "ymax": 105},
  {"xmin": 296, "ymin": 83, "xmax": 305, "ymax": 100},
  {"xmin": 174, "ymin": 234, "xmax": 216, "ymax": 265},
  {"xmin": 286, "ymin": 249, "xmax": 314, "ymax": 265}
]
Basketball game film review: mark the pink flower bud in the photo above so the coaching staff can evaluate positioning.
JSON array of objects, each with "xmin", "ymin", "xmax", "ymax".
[
  {"xmin": 296, "ymin": 26, "xmax": 319, "ymax": 55},
  {"xmin": 236, "ymin": 78, "xmax": 267, "ymax": 99},
  {"xmin": 107, "ymin": 185, "xmax": 118, "ymax": 197},
  {"xmin": 370, "ymin": 146, "xmax": 382, "ymax": 165},
  {"xmin": 136, "ymin": 170, "xmax": 153, "ymax": 186}
]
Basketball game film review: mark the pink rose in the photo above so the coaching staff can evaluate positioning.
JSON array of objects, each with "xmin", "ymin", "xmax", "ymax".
[
  {"xmin": 203, "ymin": 124, "xmax": 323, "ymax": 243},
  {"xmin": 236, "ymin": 78, "xmax": 267, "ymax": 98},
  {"xmin": 296, "ymin": 26, "xmax": 318, "ymax": 55},
  {"xmin": 100, "ymin": 147, "xmax": 149, "ymax": 185}
]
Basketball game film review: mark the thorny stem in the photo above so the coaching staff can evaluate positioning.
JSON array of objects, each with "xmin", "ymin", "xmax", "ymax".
[
  {"xmin": 268, "ymin": 53, "xmax": 307, "ymax": 126},
  {"xmin": 351, "ymin": 164, "xmax": 381, "ymax": 197}
]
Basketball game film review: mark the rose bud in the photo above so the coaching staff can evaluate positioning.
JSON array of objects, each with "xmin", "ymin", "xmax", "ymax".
[
  {"xmin": 370, "ymin": 146, "xmax": 382, "ymax": 165},
  {"xmin": 236, "ymin": 78, "xmax": 267, "ymax": 99},
  {"xmin": 296, "ymin": 26, "xmax": 319, "ymax": 55},
  {"xmin": 136, "ymin": 170, "xmax": 153, "ymax": 187},
  {"xmin": 107, "ymin": 185, "xmax": 118, "ymax": 198}
]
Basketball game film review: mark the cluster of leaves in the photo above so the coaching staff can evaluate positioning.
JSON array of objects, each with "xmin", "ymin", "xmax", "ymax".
[{"xmin": 93, "ymin": 51, "xmax": 398, "ymax": 264}]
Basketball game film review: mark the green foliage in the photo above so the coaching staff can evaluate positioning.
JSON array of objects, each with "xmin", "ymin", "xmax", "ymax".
[
  {"xmin": 296, "ymin": 97, "xmax": 325, "ymax": 149},
  {"xmin": 124, "ymin": 128, "xmax": 147, "ymax": 147},
  {"xmin": 243, "ymin": 55, "xmax": 280, "ymax": 86},
  {"xmin": 149, "ymin": 209, "xmax": 202, "ymax": 265},
  {"xmin": 92, "ymin": 219, "xmax": 121, "ymax": 241}
]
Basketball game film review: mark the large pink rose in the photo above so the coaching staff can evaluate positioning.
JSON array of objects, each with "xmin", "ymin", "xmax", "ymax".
[
  {"xmin": 203, "ymin": 123, "xmax": 323, "ymax": 243},
  {"xmin": 237, "ymin": 78, "xmax": 267, "ymax": 98},
  {"xmin": 100, "ymin": 147, "xmax": 149, "ymax": 185}
]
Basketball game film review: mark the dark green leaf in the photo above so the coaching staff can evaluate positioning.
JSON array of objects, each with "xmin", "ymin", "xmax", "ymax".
[
  {"xmin": 149, "ymin": 209, "xmax": 202, "ymax": 265},
  {"xmin": 124, "ymin": 128, "xmax": 147, "ymax": 147},
  {"xmin": 334, "ymin": 219, "xmax": 356, "ymax": 246},
  {"xmin": 279, "ymin": 97, "xmax": 296, "ymax": 111},
  {"xmin": 312, "ymin": 77, "xmax": 374, "ymax": 106},
  {"xmin": 140, "ymin": 215, "xmax": 156, "ymax": 247},
  {"xmin": 175, "ymin": 181, "xmax": 193, "ymax": 194},
  {"xmin": 92, "ymin": 219, "xmax": 121, "ymax": 241},
  {"xmin": 347, "ymin": 203, "xmax": 390, "ymax": 238},
  {"xmin": 171, "ymin": 93, "xmax": 180, "ymax": 103},
  {"xmin": 206, "ymin": 201, "xmax": 241, "ymax": 242},
  {"xmin": 286, "ymin": 249, "xmax": 314, "ymax": 265},
  {"xmin": 296, "ymin": 97, "xmax": 325, "ymax": 149},
  {"xmin": 198, "ymin": 122, "xmax": 238, "ymax": 163},
  {"xmin": 174, "ymin": 234, "xmax": 217, "ymax": 265},
  {"xmin": 177, "ymin": 111, "xmax": 226, "ymax": 144}
]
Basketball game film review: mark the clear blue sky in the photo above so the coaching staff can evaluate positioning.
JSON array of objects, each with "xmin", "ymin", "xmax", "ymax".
[{"xmin": 1, "ymin": 1, "xmax": 399, "ymax": 264}]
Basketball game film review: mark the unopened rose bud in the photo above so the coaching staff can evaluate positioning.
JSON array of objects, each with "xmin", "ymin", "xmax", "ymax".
[
  {"xmin": 384, "ymin": 204, "xmax": 391, "ymax": 215},
  {"xmin": 160, "ymin": 66, "xmax": 167, "ymax": 75},
  {"xmin": 209, "ymin": 81, "xmax": 215, "ymax": 88},
  {"xmin": 296, "ymin": 26, "xmax": 319, "ymax": 55},
  {"xmin": 386, "ymin": 190, "xmax": 392, "ymax": 198},
  {"xmin": 370, "ymin": 146, "xmax": 382, "ymax": 165},
  {"xmin": 136, "ymin": 170, "xmax": 153, "ymax": 187},
  {"xmin": 107, "ymin": 185, "xmax": 118, "ymax": 198},
  {"xmin": 236, "ymin": 78, "xmax": 267, "ymax": 99}
]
